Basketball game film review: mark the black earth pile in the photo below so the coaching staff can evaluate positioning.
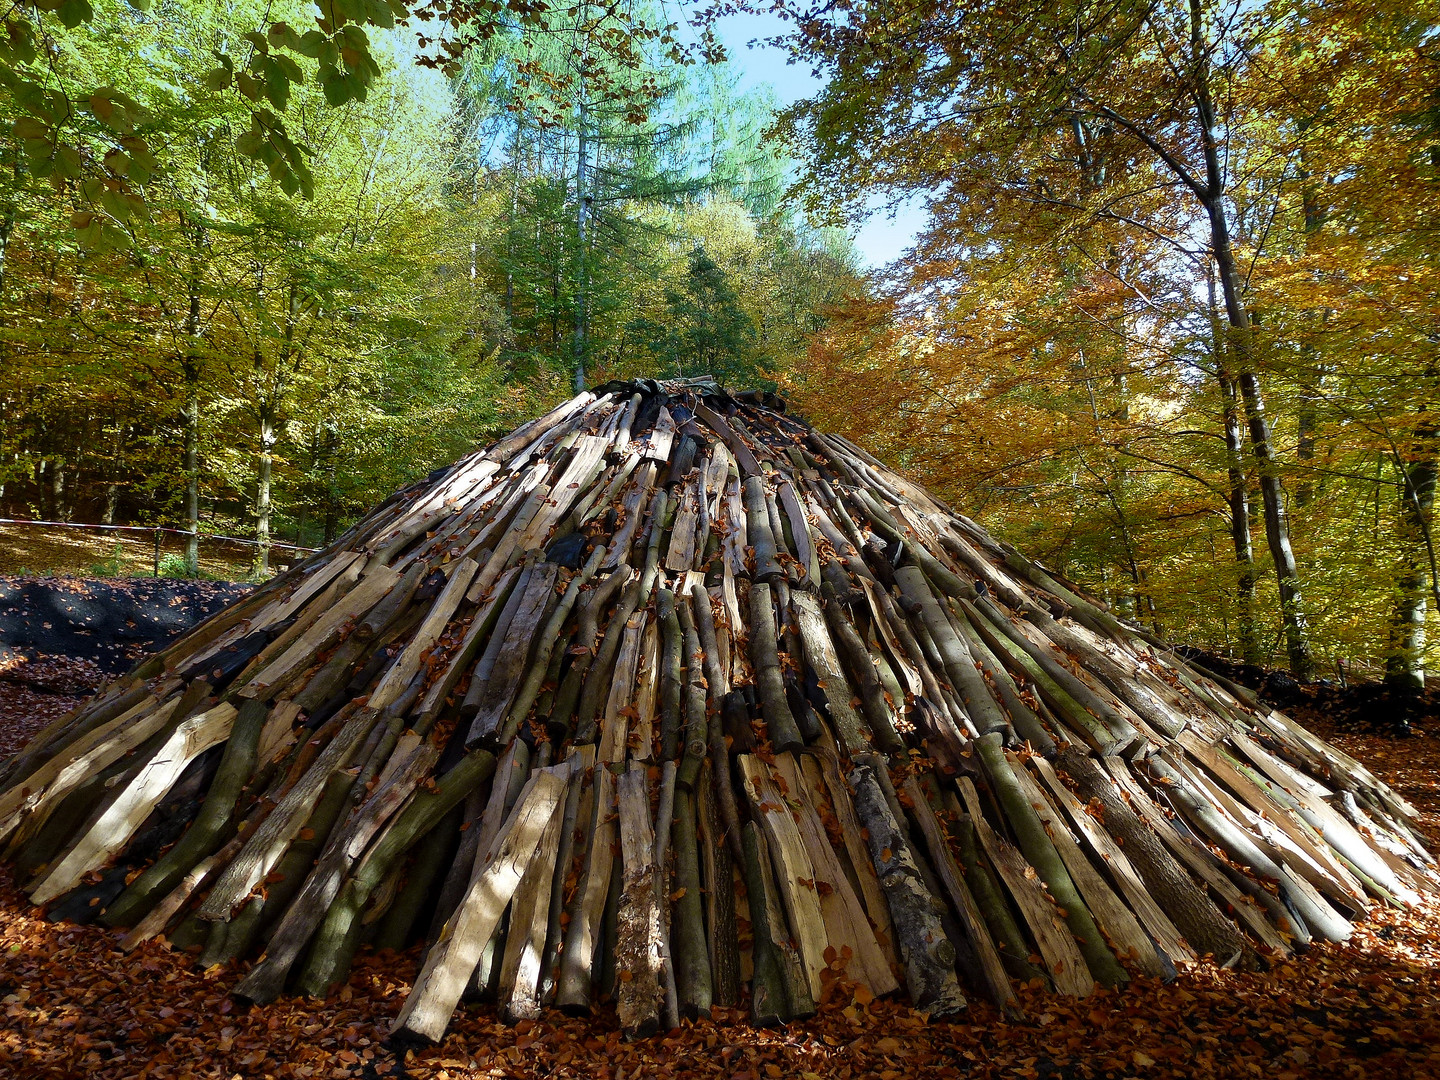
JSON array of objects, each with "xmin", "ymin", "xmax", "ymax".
[{"xmin": 0, "ymin": 577, "xmax": 252, "ymax": 676}]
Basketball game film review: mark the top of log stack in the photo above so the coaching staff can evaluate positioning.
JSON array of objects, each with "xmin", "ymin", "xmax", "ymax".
[{"xmin": 1, "ymin": 377, "xmax": 1433, "ymax": 1041}]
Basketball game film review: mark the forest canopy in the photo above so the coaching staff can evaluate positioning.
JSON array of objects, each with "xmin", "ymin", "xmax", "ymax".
[
  {"xmin": 0, "ymin": 0, "xmax": 860, "ymax": 573},
  {"xmin": 772, "ymin": 0, "xmax": 1440, "ymax": 687},
  {"xmin": 1, "ymin": 0, "xmax": 1438, "ymax": 686}
]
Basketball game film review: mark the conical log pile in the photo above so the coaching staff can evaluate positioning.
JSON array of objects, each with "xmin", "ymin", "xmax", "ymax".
[{"xmin": 0, "ymin": 380, "xmax": 1433, "ymax": 1041}]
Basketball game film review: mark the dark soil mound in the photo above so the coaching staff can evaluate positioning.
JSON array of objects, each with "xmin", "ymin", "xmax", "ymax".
[{"xmin": 0, "ymin": 576, "xmax": 252, "ymax": 677}]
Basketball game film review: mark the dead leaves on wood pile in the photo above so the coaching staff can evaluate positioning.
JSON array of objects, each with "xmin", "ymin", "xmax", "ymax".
[{"xmin": 0, "ymin": 702, "xmax": 1437, "ymax": 1080}]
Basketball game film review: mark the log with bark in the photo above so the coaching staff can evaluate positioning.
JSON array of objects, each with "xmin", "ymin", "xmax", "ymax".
[{"xmin": 1, "ymin": 378, "xmax": 1431, "ymax": 1041}]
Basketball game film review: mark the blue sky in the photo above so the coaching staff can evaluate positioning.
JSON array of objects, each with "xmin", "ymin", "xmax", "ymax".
[{"xmin": 708, "ymin": 11, "xmax": 927, "ymax": 271}]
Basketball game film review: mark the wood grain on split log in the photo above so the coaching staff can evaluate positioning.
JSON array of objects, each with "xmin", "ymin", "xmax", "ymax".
[
  {"xmin": 197, "ymin": 708, "xmax": 379, "ymax": 922},
  {"xmin": 973, "ymin": 734, "xmax": 1130, "ymax": 987},
  {"xmin": 1004, "ymin": 755, "xmax": 1166, "ymax": 978},
  {"xmin": 392, "ymin": 764, "xmax": 569, "ymax": 1042},
  {"xmin": 0, "ymin": 693, "xmax": 178, "ymax": 844},
  {"xmin": 102, "ymin": 698, "xmax": 270, "ymax": 928},
  {"xmin": 771, "ymin": 754, "xmax": 898, "ymax": 997},
  {"xmin": 615, "ymin": 763, "xmax": 665, "ymax": 1035},
  {"xmin": 465, "ymin": 562, "xmax": 561, "ymax": 746},
  {"xmin": 738, "ymin": 821, "xmax": 814, "ymax": 1024},
  {"xmin": 239, "ymin": 564, "xmax": 402, "ymax": 699},
  {"xmin": 738, "ymin": 755, "xmax": 828, "ymax": 1001},
  {"xmin": 818, "ymin": 582, "xmax": 903, "ymax": 752},
  {"xmin": 900, "ymin": 775, "xmax": 1019, "ymax": 1014},
  {"xmin": 1029, "ymin": 756, "xmax": 1195, "ymax": 967},
  {"xmin": 556, "ymin": 761, "xmax": 617, "ymax": 1013},
  {"xmin": 955, "ymin": 775, "xmax": 1094, "ymax": 996},
  {"xmin": 30, "ymin": 702, "xmax": 239, "ymax": 905},
  {"xmin": 1099, "ymin": 758, "xmax": 1288, "ymax": 957}
]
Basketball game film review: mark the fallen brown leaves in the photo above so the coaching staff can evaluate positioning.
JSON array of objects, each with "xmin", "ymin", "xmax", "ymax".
[{"xmin": 0, "ymin": 701, "xmax": 1438, "ymax": 1079}]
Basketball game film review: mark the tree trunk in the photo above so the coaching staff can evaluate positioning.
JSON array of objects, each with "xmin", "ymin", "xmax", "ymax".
[
  {"xmin": 1191, "ymin": 0, "xmax": 1313, "ymax": 679},
  {"xmin": 254, "ymin": 405, "xmax": 275, "ymax": 577},
  {"xmin": 1386, "ymin": 438, "xmax": 1438, "ymax": 691},
  {"xmin": 573, "ymin": 88, "xmax": 589, "ymax": 393},
  {"xmin": 1219, "ymin": 370, "xmax": 1260, "ymax": 665},
  {"xmin": 181, "ymin": 222, "xmax": 205, "ymax": 576}
]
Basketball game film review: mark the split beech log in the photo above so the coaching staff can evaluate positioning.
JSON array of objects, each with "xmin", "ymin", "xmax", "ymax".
[
  {"xmin": 738, "ymin": 821, "xmax": 813, "ymax": 1024},
  {"xmin": 391, "ymin": 764, "xmax": 570, "ymax": 1042},
  {"xmin": 1029, "ymin": 756, "xmax": 1194, "ymax": 968},
  {"xmin": 197, "ymin": 709, "xmax": 379, "ymax": 921},
  {"xmin": 537, "ymin": 745, "xmax": 596, "ymax": 1008},
  {"xmin": 202, "ymin": 768, "xmax": 356, "ymax": 966},
  {"xmin": 804, "ymin": 741, "xmax": 898, "ymax": 965},
  {"xmin": 657, "ymin": 589, "xmax": 684, "ymax": 760},
  {"xmin": 236, "ymin": 749, "xmax": 497, "ymax": 1005},
  {"xmin": 743, "ymin": 476, "xmax": 784, "ymax": 582},
  {"xmin": 614, "ymin": 763, "xmax": 665, "ymax": 1036},
  {"xmin": 1004, "ymin": 758, "xmax": 1166, "ymax": 978},
  {"xmin": 291, "ymin": 741, "xmax": 443, "ymax": 997},
  {"xmin": 901, "ymin": 775, "xmax": 1019, "ymax": 1015},
  {"xmin": 819, "ymin": 583, "xmax": 904, "ymax": 753},
  {"xmin": 847, "ymin": 754, "xmax": 966, "ymax": 1016},
  {"xmin": 497, "ymin": 764, "xmax": 569, "ymax": 1022},
  {"xmin": 739, "ymin": 755, "xmax": 827, "ymax": 1000},
  {"xmin": 548, "ymin": 565, "xmax": 631, "ymax": 742},
  {"xmin": 0, "ymin": 680, "xmax": 155, "ymax": 796},
  {"xmin": 974, "ymin": 733, "xmax": 1129, "ymax": 987},
  {"xmin": 956, "ymin": 776, "xmax": 1093, "ymax": 996},
  {"xmin": 771, "ymin": 755, "xmax": 898, "ymax": 998},
  {"xmin": 676, "ymin": 597, "xmax": 709, "ymax": 790},
  {"xmin": 102, "ymin": 698, "xmax": 269, "ymax": 928},
  {"xmin": 556, "ymin": 761, "xmax": 617, "ymax": 1013},
  {"xmin": 0, "ymin": 692, "xmax": 179, "ymax": 844},
  {"xmin": 466, "ymin": 563, "xmax": 562, "ymax": 747},
  {"xmin": 1143, "ymin": 754, "xmax": 1352, "ymax": 944},
  {"xmin": 31, "ymin": 701, "xmax": 238, "ymax": 905},
  {"xmin": 1052, "ymin": 748, "xmax": 1251, "ymax": 967},
  {"xmin": 697, "ymin": 763, "xmax": 741, "ymax": 1006},
  {"xmin": 1101, "ymin": 759, "xmax": 1288, "ymax": 958},
  {"xmin": 7, "ymin": 379, "xmax": 1431, "ymax": 1041},
  {"xmin": 791, "ymin": 591, "xmax": 871, "ymax": 756}
]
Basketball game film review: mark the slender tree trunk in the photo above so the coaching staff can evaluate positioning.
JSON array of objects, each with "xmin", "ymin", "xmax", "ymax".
[
  {"xmin": 254, "ymin": 401, "xmax": 275, "ymax": 577},
  {"xmin": 1386, "ymin": 429, "xmax": 1438, "ymax": 691},
  {"xmin": 1208, "ymin": 276, "xmax": 1260, "ymax": 665},
  {"xmin": 51, "ymin": 457, "xmax": 67, "ymax": 522},
  {"xmin": 573, "ymin": 90, "xmax": 590, "ymax": 393},
  {"xmin": 322, "ymin": 423, "xmax": 340, "ymax": 545},
  {"xmin": 1195, "ymin": 102, "xmax": 1313, "ymax": 675},
  {"xmin": 1219, "ymin": 373, "xmax": 1260, "ymax": 665},
  {"xmin": 182, "ymin": 304, "xmax": 202, "ymax": 575},
  {"xmin": 1294, "ymin": 144, "xmax": 1325, "ymax": 509},
  {"xmin": 101, "ymin": 423, "xmax": 122, "ymax": 525},
  {"xmin": 1172, "ymin": 0, "xmax": 1314, "ymax": 679}
]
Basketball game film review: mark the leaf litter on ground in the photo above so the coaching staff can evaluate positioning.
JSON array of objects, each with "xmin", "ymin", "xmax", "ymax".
[{"xmin": 0, "ymin": 684, "xmax": 1436, "ymax": 1080}]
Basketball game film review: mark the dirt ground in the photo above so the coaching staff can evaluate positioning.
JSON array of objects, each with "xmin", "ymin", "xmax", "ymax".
[
  {"xmin": 0, "ymin": 523, "xmax": 302, "ymax": 581},
  {"xmin": 0, "ymin": 599, "xmax": 1436, "ymax": 1079}
]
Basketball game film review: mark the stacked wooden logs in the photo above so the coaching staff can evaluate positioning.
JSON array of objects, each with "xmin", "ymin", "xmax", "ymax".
[{"xmin": 0, "ymin": 379, "xmax": 1433, "ymax": 1041}]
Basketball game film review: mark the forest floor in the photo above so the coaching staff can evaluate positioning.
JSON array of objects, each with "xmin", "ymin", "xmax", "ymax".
[
  {"xmin": 0, "ymin": 523, "xmax": 304, "ymax": 581},
  {"xmin": 0, "ymin": 591, "xmax": 1437, "ymax": 1079}
]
